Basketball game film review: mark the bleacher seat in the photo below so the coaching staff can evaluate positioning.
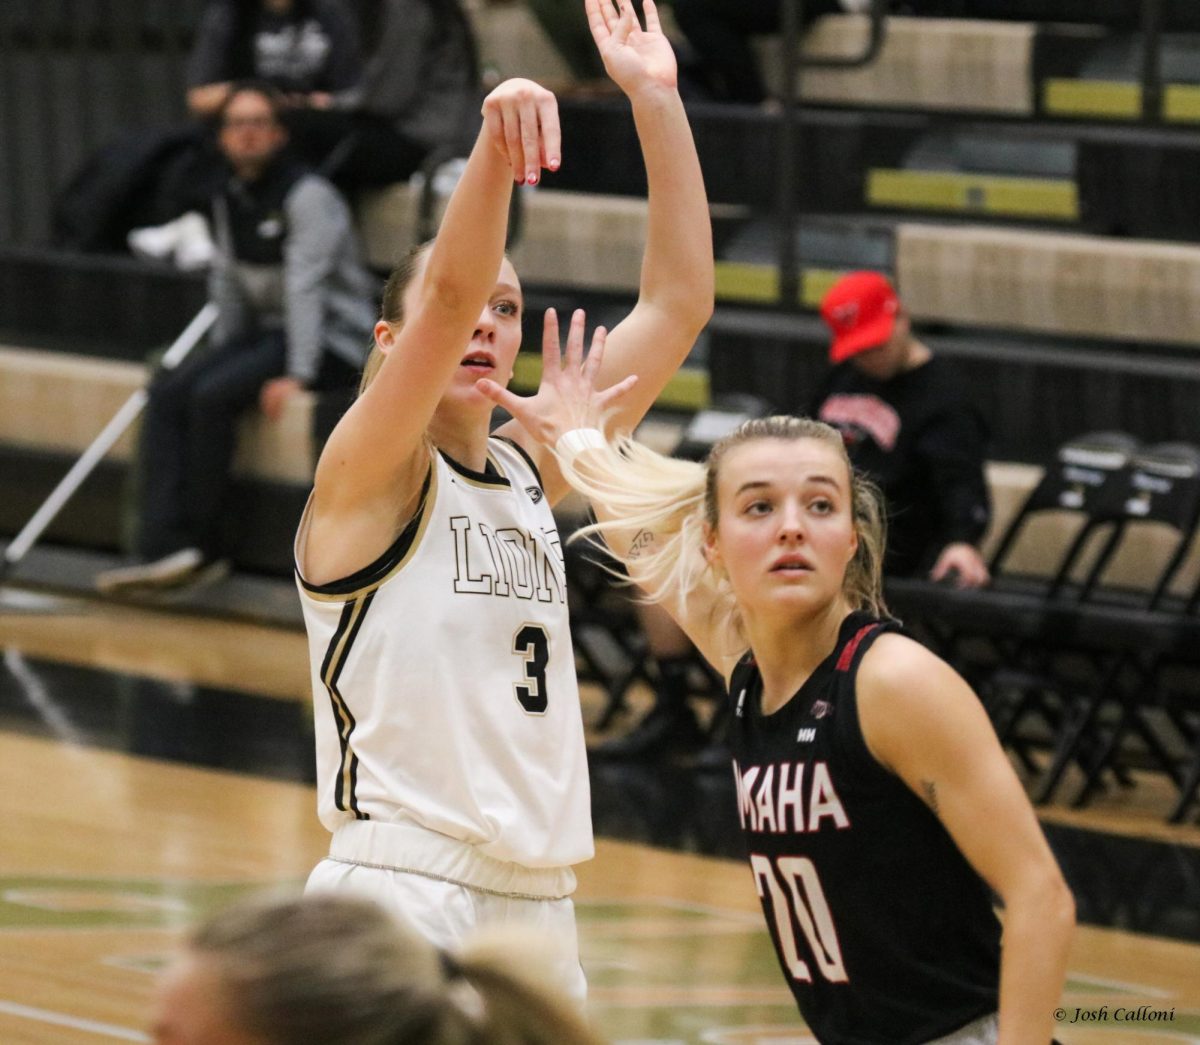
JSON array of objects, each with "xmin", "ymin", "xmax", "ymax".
[
  {"xmin": 896, "ymin": 223, "xmax": 1200, "ymax": 346},
  {"xmin": 761, "ymin": 16, "xmax": 1038, "ymax": 116},
  {"xmin": 358, "ymin": 183, "xmax": 650, "ymax": 293},
  {"xmin": 0, "ymin": 346, "xmax": 318, "ymax": 484}
]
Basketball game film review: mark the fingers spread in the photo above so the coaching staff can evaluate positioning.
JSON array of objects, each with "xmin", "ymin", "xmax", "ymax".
[
  {"xmin": 564, "ymin": 309, "xmax": 587, "ymax": 371},
  {"xmin": 475, "ymin": 378, "xmax": 522, "ymax": 417},
  {"xmin": 612, "ymin": 0, "xmax": 635, "ymax": 42},
  {"xmin": 585, "ymin": 0, "xmax": 609, "ymax": 43},
  {"xmin": 642, "ymin": 0, "xmax": 662, "ymax": 33},
  {"xmin": 598, "ymin": 0, "xmax": 619, "ymax": 36},
  {"xmin": 541, "ymin": 308, "xmax": 562, "ymax": 373},
  {"xmin": 582, "ymin": 325, "xmax": 608, "ymax": 382},
  {"xmin": 596, "ymin": 373, "xmax": 639, "ymax": 410}
]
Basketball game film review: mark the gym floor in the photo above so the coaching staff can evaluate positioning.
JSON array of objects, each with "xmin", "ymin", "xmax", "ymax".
[{"xmin": 0, "ymin": 593, "xmax": 1197, "ymax": 1044}]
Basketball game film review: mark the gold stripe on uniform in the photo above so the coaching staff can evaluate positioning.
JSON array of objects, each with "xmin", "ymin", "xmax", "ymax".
[{"xmin": 320, "ymin": 593, "xmax": 374, "ymax": 818}]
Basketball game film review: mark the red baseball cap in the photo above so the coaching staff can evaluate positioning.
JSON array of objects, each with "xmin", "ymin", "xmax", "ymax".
[{"xmin": 819, "ymin": 271, "xmax": 900, "ymax": 364}]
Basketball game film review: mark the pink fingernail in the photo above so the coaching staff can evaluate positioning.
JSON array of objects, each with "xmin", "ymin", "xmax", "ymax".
[
  {"xmin": 549, "ymin": 158, "xmax": 560, "ymax": 170},
  {"xmin": 528, "ymin": 172, "xmax": 538, "ymax": 185}
]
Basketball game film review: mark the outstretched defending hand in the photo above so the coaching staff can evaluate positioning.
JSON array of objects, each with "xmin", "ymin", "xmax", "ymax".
[
  {"xmin": 587, "ymin": 0, "xmax": 677, "ymax": 94},
  {"xmin": 481, "ymin": 78, "xmax": 561, "ymax": 186},
  {"xmin": 474, "ymin": 308, "xmax": 638, "ymax": 445}
]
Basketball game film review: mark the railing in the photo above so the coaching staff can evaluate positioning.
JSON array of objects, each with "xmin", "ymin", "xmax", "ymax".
[
  {"xmin": 1140, "ymin": 0, "xmax": 1165, "ymax": 122},
  {"xmin": 774, "ymin": 0, "xmax": 889, "ymax": 310}
]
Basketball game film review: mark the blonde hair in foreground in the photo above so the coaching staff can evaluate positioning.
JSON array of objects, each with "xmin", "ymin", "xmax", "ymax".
[
  {"xmin": 189, "ymin": 894, "xmax": 602, "ymax": 1045},
  {"xmin": 563, "ymin": 416, "xmax": 888, "ymax": 641}
]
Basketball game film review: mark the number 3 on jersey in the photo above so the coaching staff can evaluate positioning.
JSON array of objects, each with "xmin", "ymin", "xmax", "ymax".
[
  {"xmin": 751, "ymin": 853, "xmax": 848, "ymax": 983},
  {"xmin": 512, "ymin": 624, "xmax": 550, "ymax": 714}
]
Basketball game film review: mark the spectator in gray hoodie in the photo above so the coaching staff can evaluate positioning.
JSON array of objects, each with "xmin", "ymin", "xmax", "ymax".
[{"xmin": 97, "ymin": 82, "xmax": 377, "ymax": 593}]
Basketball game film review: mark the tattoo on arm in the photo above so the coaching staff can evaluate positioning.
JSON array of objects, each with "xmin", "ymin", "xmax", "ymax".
[
  {"xmin": 628, "ymin": 529, "xmax": 656, "ymax": 559},
  {"xmin": 921, "ymin": 779, "xmax": 940, "ymax": 818}
]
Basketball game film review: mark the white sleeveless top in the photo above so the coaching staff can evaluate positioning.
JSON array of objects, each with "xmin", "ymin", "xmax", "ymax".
[{"xmin": 295, "ymin": 437, "xmax": 594, "ymax": 880}]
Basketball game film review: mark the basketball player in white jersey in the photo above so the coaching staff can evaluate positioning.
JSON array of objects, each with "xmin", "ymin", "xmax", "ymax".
[{"xmin": 293, "ymin": 0, "xmax": 712, "ymax": 1003}]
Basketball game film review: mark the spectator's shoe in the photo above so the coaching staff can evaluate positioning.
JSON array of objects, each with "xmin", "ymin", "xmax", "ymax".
[
  {"xmin": 95, "ymin": 548, "xmax": 208, "ymax": 594},
  {"xmin": 590, "ymin": 703, "xmax": 706, "ymax": 761}
]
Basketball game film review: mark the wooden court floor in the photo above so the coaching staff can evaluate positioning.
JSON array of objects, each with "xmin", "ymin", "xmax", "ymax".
[{"xmin": 1, "ymin": 593, "xmax": 1199, "ymax": 1044}]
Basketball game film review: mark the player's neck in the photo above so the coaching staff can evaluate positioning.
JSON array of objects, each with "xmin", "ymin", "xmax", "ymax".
[
  {"xmin": 428, "ymin": 411, "xmax": 492, "ymax": 473},
  {"xmin": 745, "ymin": 598, "xmax": 852, "ymax": 715}
]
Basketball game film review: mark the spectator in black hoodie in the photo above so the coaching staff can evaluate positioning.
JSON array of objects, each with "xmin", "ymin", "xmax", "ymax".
[{"xmin": 814, "ymin": 271, "xmax": 991, "ymax": 588}]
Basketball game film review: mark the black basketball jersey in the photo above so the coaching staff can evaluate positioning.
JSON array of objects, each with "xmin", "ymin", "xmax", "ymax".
[{"xmin": 727, "ymin": 612, "xmax": 1002, "ymax": 1045}]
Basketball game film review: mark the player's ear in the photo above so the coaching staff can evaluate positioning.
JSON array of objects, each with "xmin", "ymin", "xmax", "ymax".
[{"xmin": 702, "ymin": 521, "xmax": 722, "ymax": 571}]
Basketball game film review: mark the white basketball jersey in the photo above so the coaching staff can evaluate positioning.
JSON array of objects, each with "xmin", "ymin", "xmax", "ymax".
[{"xmin": 295, "ymin": 437, "xmax": 594, "ymax": 870}]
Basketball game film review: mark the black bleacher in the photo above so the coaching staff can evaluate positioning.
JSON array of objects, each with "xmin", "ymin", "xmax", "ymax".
[
  {"xmin": 4, "ymin": 4, "xmax": 1200, "ymax": 615},
  {"xmin": 0, "ymin": 247, "xmax": 205, "ymax": 358},
  {"xmin": 556, "ymin": 98, "xmax": 1200, "ymax": 239},
  {"xmin": 920, "ymin": 0, "xmax": 1200, "ymax": 32}
]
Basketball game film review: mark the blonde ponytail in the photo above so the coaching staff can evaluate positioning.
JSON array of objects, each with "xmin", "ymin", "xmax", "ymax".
[{"xmin": 558, "ymin": 416, "xmax": 888, "ymax": 641}]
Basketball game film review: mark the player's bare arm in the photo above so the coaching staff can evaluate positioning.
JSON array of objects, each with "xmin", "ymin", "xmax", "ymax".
[
  {"xmin": 857, "ymin": 635, "xmax": 1075, "ymax": 1045},
  {"xmin": 497, "ymin": 0, "xmax": 712, "ymax": 502}
]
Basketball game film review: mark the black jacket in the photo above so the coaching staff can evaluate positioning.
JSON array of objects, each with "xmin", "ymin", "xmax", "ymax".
[{"xmin": 811, "ymin": 356, "xmax": 990, "ymax": 577}]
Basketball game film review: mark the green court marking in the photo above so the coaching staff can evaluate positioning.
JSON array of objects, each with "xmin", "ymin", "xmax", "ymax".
[
  {"xmin": 511, "ymin": 353, "xmax": 710, "ymax": 411},
  {"xmin": 867, "ymin": 169, "xmax": 1079, "ymax": 221},
  {"xmin": 1043, "ymin": 79, "xmax": 1142, "ymax": 119},
  {"xmin": 0, "ymin": 876, "xmax": 296, "ymax": 931}
]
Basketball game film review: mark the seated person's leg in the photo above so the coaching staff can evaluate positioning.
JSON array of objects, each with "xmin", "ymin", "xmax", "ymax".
[{"xmin": 184, "ymin": 331, "xmax": 289, "ymax": 560}]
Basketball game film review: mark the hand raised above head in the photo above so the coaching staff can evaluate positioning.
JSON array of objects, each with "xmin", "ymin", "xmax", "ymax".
[
  {"xmin": 474, "ymin": 307, "xmax": 637, "ymax": 447},
  {"xmin": 586, "ymin": 0, "xmax": 677, "ymax": 95},
  {"xmin": 480, "ymin": 78, "xmax": 561, "ymax": 186}
]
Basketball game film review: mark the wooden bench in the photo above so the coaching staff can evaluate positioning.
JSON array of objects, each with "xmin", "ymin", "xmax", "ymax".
[
  {"xmin": 896, "ymin": 224, "xmax": 1200, "ymax": 346},
  {"xmin": 358, "ymin": 183, "xmax": 652, "ymax": 292},
  {"xmin": 769, "ymin": 15, "xmax": 1038, "ymax": 116},
  {"xmin": 0, "ymin": 346, "xmax": 318, "ymax": 485}
]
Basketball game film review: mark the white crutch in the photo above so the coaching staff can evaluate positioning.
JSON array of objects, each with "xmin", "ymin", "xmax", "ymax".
[{"xmin": 0, "ymin": 302, "xmax": 219, "ymax": 579}]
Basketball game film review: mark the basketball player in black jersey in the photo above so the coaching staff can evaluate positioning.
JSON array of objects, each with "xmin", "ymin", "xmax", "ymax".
[{"xmin": 481, "ymin": 339, "xmax": 1076, "ymax": 1044}]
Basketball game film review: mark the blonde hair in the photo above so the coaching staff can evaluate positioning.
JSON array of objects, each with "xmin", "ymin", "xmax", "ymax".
[
  {"xmin": 188, "ymin": 894, "xmax": 601, "ymax": 1045},
  {"xmin": 564, "ymin": 416, "xmax": 887, "ymax": 640}
]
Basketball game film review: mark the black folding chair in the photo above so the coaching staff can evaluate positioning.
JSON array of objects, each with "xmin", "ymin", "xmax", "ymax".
[
  {"xmin": 889, "ymin": 432, "xmax": 1141, "ymax": 778},
  {"xmin": 1035, "ymin": 443, "xmax": 1200, "ymax": 808},
  {"xmin": 1164, "ymin": 631, "xmax": 1200, "ymax": 822}
]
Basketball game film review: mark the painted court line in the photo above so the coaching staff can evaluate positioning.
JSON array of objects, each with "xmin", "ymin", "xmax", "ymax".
[{"xmin": 0, "ymin": 999, "xmax": 149, "ymax": 1041}]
